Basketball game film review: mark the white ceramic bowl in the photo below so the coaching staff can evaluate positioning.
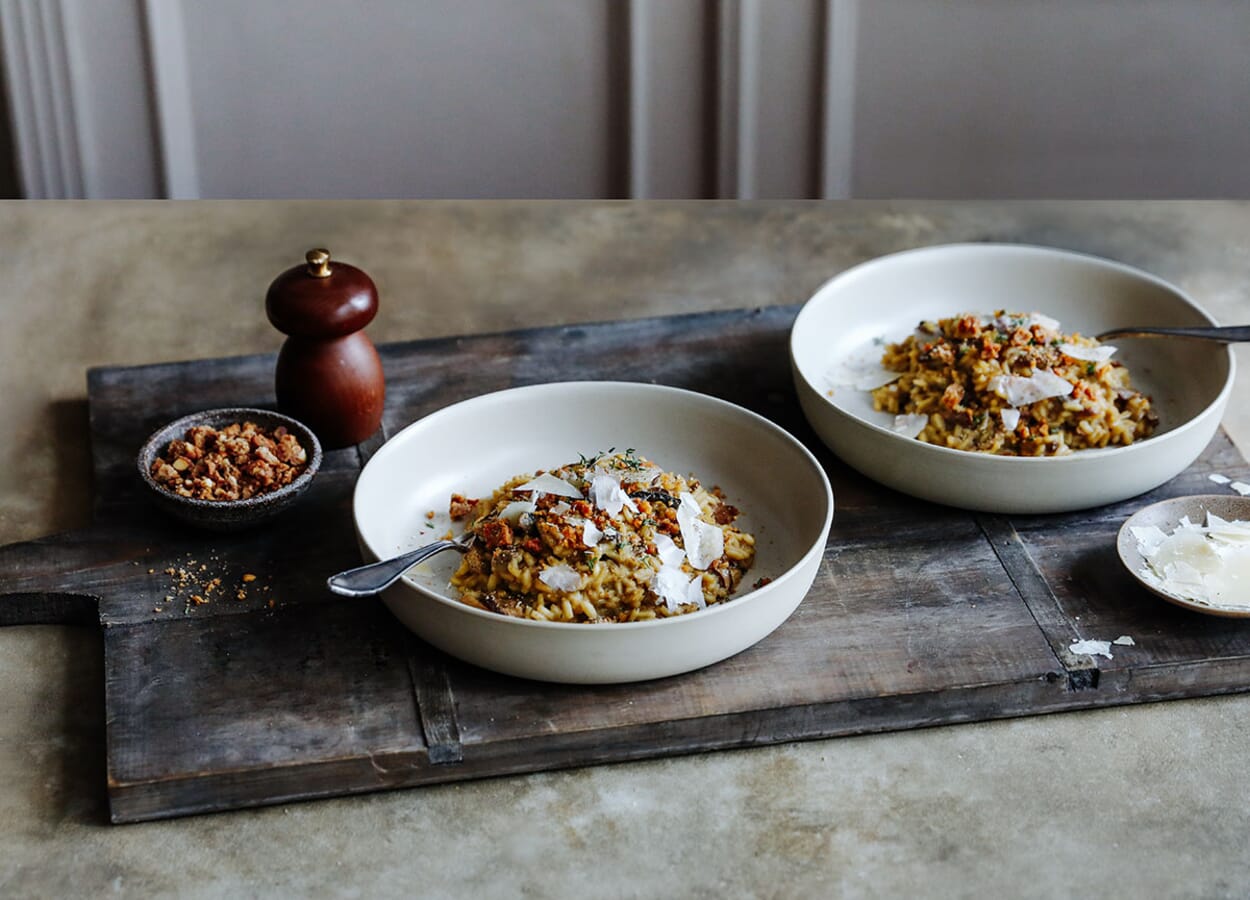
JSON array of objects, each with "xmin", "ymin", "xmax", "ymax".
[
  {"xmin": 790, "ymin": 244, "xmax": 1235, "ymax": 514},
  {"xmin": 353, "ymin": 382, "xmax": 833, "ymax": 683}
]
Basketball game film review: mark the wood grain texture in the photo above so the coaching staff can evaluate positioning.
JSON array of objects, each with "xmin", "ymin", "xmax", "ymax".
[{"xmin": 2, "ymin": 305, "xmax": 1249, "ymax": 823}]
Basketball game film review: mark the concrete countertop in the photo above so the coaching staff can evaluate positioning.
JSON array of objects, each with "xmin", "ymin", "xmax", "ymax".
[{"xmin": 1, "ymin": 201, "xmax": 1248, "ymax": 897}]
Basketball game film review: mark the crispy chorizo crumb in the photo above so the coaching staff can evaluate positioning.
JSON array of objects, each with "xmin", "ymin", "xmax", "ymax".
[
  {"xmin": 448, "ymin": 493, "xmax": 478, "ymax": 520},
  {"xmin": 150, "ymin": 420, "xmax": 308, "ymax": 501}
]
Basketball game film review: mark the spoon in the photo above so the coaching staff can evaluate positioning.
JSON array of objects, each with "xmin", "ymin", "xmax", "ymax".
[
  {"xmin": 327, "ymin": 533, "xmax": 474, "ymax": 597},
  {"xmin": 1096, "ymin": 324, "xmax": 1250, "ymax": 342}
]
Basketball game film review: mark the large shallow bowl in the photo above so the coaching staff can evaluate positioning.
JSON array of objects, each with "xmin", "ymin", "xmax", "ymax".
[
  {"xmin": 790, "ymin": 244, "xmax": 1235, "ymax": 514},
  {"xmin": 353, "ymin": 382, "xmax": 833, "ymax": 683}
]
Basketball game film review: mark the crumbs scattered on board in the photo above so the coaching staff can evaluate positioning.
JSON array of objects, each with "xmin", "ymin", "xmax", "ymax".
[
  {"xmin": 1069, "ymin": 635, "xmax": 1135, "ymax": 660},
  {"xmin": 153, "ymin": 551, "xmax": 277, "ymax": 614}
]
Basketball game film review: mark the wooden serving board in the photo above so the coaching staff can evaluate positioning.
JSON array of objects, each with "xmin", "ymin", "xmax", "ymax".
[{"xmin": 3, "ymin": 306, "xmax": 1249, "ymax": 823}]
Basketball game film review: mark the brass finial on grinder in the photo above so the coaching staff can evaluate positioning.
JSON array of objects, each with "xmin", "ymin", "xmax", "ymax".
[{"xmin": 306, "ymin": 248, "xmax": 332, "ymax": 278}]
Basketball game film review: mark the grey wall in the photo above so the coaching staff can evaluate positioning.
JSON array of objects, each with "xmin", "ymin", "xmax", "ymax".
[{"xmin": 2, "ymin": 0, "xmax": 1249, "ymax": 200}]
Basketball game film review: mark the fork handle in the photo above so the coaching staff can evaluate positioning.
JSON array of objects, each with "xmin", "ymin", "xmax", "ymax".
[
  {"xmin": 327, "ymin": 539, "xmax": 468, "ymax": 598},
  {"xmin": 1096, "ymin": 324, "xmax": 1250, "ymax": 343}
]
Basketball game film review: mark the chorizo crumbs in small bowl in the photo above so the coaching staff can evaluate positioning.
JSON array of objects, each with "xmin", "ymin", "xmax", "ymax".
[{"xmin": 138, "ymin": 407, "xmax": 322, "ymax": 531}]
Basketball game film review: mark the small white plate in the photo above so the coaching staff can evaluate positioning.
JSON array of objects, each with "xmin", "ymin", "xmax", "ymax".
[
  {"xmin": 1117, "ymin": 494, "xmax": 1250, "ymax": 618},
  {"xmin": 352, "ymin": 382, "xmax": 834, "ymax": 683},
  {"xmin": 790, "ymin": 243, "xmax": 1235, "ymax": 513}
]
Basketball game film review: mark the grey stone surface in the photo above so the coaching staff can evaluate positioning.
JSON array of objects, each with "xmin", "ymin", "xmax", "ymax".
[{"xmin": 1, "ymin": 201, "xmax": 1248, "ymax": 897}]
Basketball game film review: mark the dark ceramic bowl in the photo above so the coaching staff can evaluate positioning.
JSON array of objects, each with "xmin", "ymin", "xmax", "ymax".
[{"xmin": 138, "ymin": 407, "xmax": 322, "ymax": 531}]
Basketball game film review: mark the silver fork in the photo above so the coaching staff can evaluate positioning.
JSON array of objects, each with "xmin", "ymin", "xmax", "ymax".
[
  {"xmin": 1096, "ymin": 324, "xmax": 1250, "ymax": 342},
  {"xmin": 327, "ymin": 533, "xmax": 475, "ymax": 597}
]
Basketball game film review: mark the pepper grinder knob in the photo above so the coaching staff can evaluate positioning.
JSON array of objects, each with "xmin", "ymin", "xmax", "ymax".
[
  {"xmin": 265, "ymin": 248, "xmax": 386, "ymax": 449},
  {"xmin": 306, "ymin": 248, "xmax": 332, "ymax": 278}
]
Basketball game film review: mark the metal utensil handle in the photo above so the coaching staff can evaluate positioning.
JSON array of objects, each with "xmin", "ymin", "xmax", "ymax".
[
  {"xmin": 1096, "ymin": 324, "xmax": 1250, "ymax": 342},
  {"xmin": 327, "ymin": 537, "xmax": 469, "ymax": 598}
]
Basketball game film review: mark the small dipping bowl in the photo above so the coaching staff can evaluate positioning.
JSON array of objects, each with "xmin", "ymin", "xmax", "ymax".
[
  {"xmin": 1117, "ymin": 494, "xmax": 1250, "ymax": 618},
  {"xmin": 138, "ymin": 407, "xmax": 322, "ymax": 531}
]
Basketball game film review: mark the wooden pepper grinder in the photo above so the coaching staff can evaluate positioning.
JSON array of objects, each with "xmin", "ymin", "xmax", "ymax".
[{"xmin": 266, "ymin": 249, "xmax": 385, "ymax": 449}]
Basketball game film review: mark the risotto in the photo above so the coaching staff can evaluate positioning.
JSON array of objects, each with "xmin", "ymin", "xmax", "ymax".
[
  {"xmin": 871, "ymin": 311, "xmax": 1157, "ymax": 456},
  {"xmin": 447, "ymin": 449, "xmax": 756, "ymax": 622}
]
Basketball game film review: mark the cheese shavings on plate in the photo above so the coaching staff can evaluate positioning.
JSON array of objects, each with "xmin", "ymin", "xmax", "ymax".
[{"xmin": 1132, "ymin": 513, "xmax": 1250, "ymax": 609}]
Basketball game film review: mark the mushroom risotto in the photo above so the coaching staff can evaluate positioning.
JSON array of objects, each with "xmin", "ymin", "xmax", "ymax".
[
  {"xmin": 871, "ymin": 311, "xmax": 1158, "ymax": 456},
  {"xmin": 447, "ymin": 450, "xmax": 756, "ymax": 622}
]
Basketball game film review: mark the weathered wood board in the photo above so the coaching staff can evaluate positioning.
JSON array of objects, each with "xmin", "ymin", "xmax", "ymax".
[{"xmin": 2, "ymin": 306, "xmax": 1249, "ymax": 823}]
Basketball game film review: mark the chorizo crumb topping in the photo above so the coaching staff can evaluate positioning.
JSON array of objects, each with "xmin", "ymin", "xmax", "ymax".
[{"xmin": 150, "ymin": 420, "xmax": 308, "ymax": 501}]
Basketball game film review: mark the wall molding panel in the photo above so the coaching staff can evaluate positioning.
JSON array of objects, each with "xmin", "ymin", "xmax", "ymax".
[
  {"xmin": 625, "ymin": 0, "xmax": 651, "ymax": 199},
  {"xmin": 820, "ymin": 0, "xmax": 857, "ymax": 199},
  {"xmin": 141, "ymin": 0, "xmax": 199, "ymax": 199},
  {"xmin": 714, "ymin": 0, "xmax": 761, "ymax": 200},
  {"xmin": 0, "ymin": 0, "xmax": 85, "ymax": 198}
]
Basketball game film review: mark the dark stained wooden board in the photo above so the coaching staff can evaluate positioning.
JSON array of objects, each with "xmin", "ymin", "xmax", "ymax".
[{"xmin": 3, "ymin": 305, "xmax": 1250, "ymax": 823}]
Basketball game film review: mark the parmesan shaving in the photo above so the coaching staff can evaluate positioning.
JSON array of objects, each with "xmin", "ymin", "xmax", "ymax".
[
  {"xmin": 1058, "ymin": 342, "xmax": 1116, "ymax": 363},
  {"xmin": 539, "ymin": 563, "xmax": 583, "ymax": 592},
  {"xmin": 1208, "ymin": 474, "xmax": 1232, "ymax": 485},
  {"xmin": 991, "ymin": 312, "xmax": 1061, "ymax": 332},
  {"xmin": 654, "ymin": 565, "xmax": 706, "ymax": 612},
  {"xmin": 891, "ymin": 413, "xmax": 928, "ymax": 439},
  {"xmin": 989, "ymin": 370, "xmax": 1074, "ymax": 407},
  {"xmin": 498, "ymin": 500, "xmax": 536, "ymax": 525},
  {"xmin": 654, "ymin": 533, "xmax": 686, "ymax": 569},
  {"xmin": 514, "ymin": 473, "xmax": 583, "ymax": 498},
  {"xmin": 826, "ymin": 353, "xmax": 901, "ymax": 391},
  {"xmin": 677, "ymin": 492, "xmax": 724, "ymax": 570},
  {"xmin": 1069, "ymin": 639, "xmax": 1114, "ymax": 659},
  {"xmin": 1134, "ymin": 512, "xmax": 1250, "ymax": 609},
  {"xmin": 1232, "ymin": 482, "xmax": 1250, "ymax": 497},
  {"xmin": 590, "ymin": 473, "xmax": 638, "ymax": 516},
  {"xmin": 580, "ymin": 519, "xmax": 603, "ymax": 548},
  {"xmin": 1000, "ymin": 408, "xmax": 1021, "ymax": 432}
]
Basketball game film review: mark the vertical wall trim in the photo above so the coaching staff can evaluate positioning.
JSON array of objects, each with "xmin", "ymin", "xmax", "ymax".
[
  {"xmin": 820, "ymin": 0, "xmax": 858, "ymax": 199},
  {"xmin": 715, "ymin": 0, "xmax": 736, "ymax": 198},
  {"xmin": 736, "ymin": 0, "xmax": 759, "ymax": 200},
  {"xmin": 715, "ymin": 0, "xmax": 759, "ymax": 199},
  {"xmin": 626, "ymin": 0, "xmax": 650, "ymax": 199},
  {"xmin": 141, "ymin": 0, "xmax": 200, "ymax": 198},
  {"xmin": 44, "ymin": 1, "xmax": 85, "ymax": 196},
  {"xmin": 0, "ymin": 0, "xmax": 87, "ymax": 197}
]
